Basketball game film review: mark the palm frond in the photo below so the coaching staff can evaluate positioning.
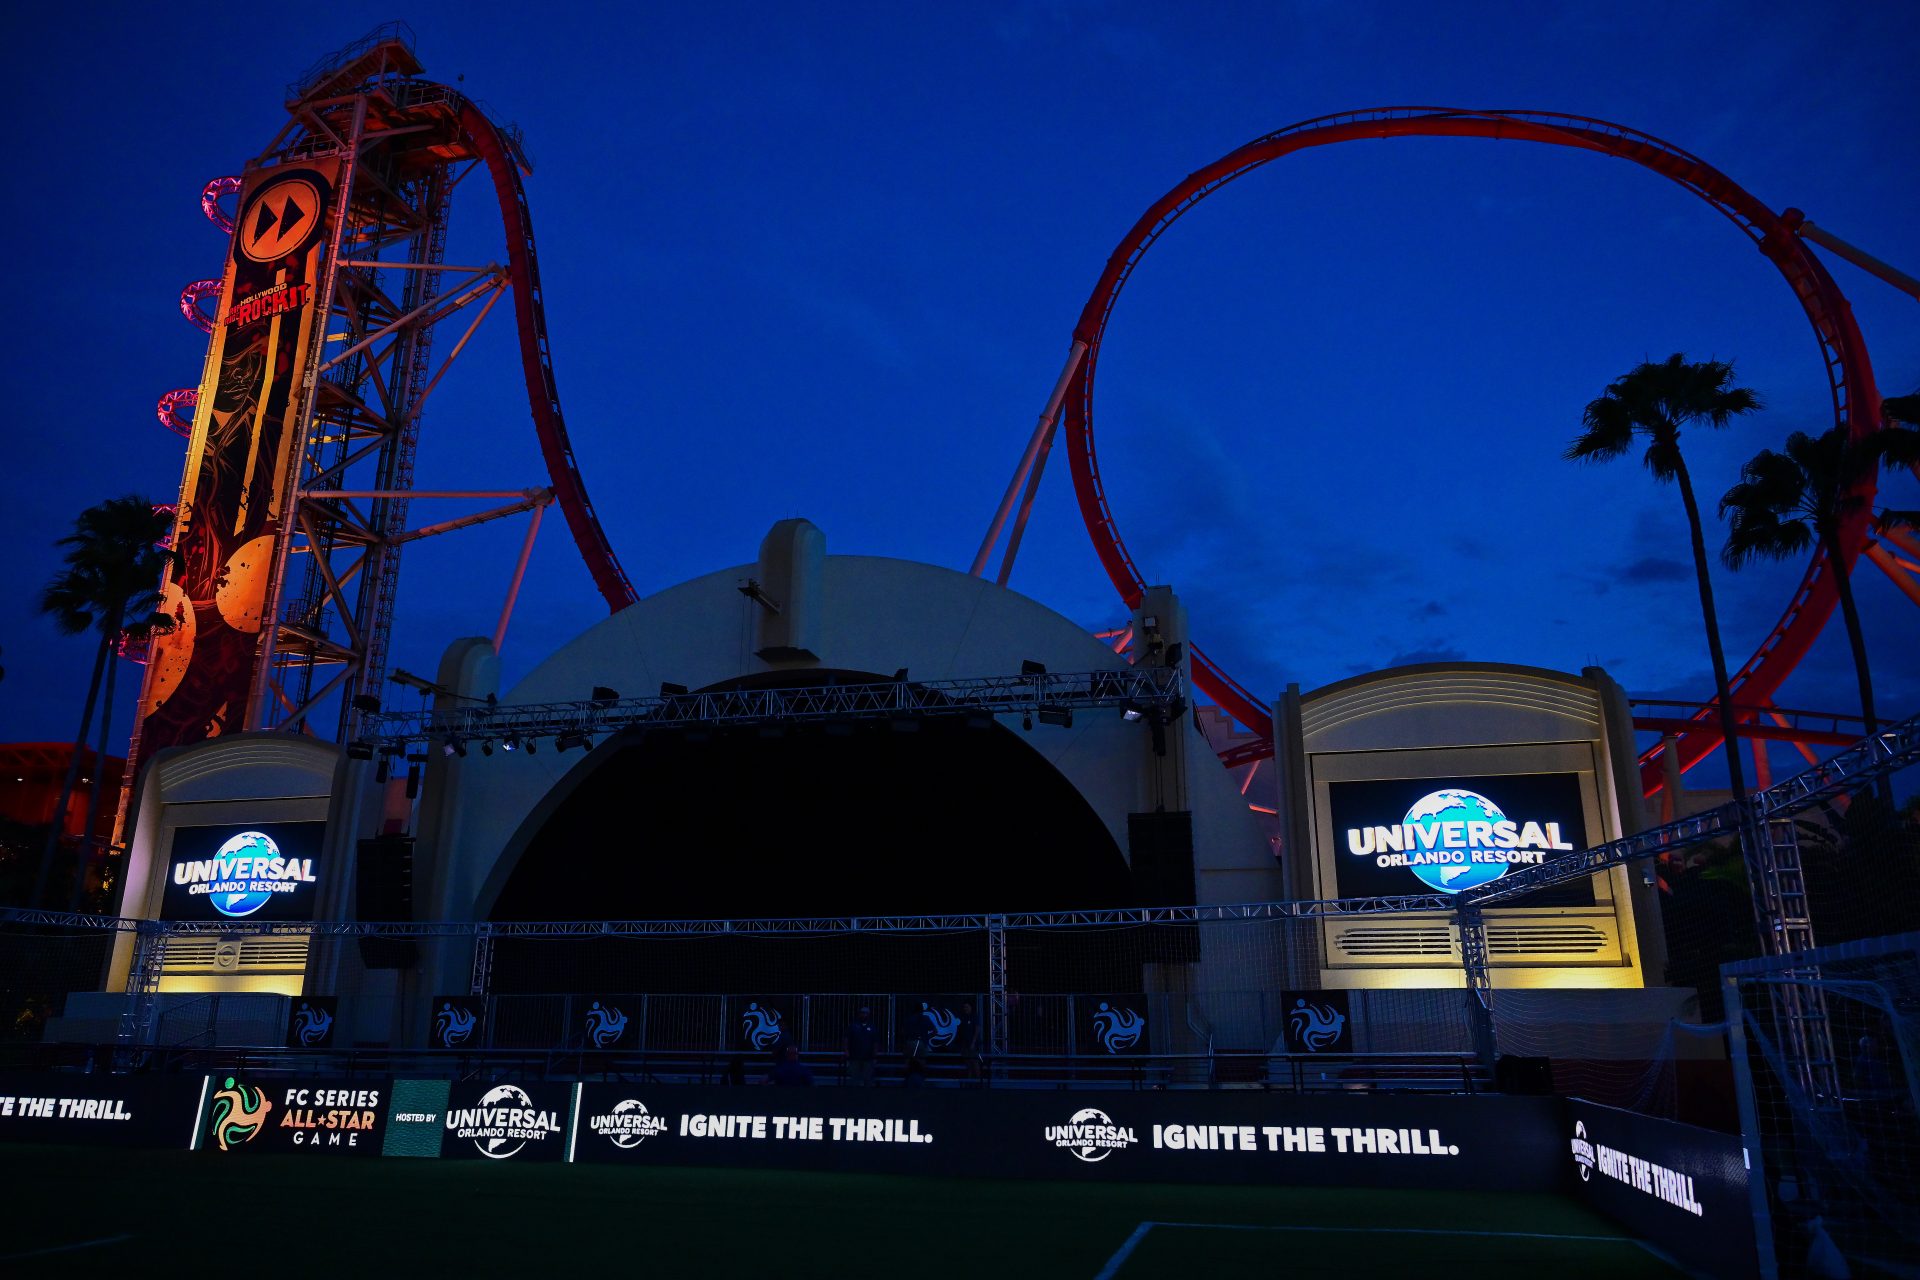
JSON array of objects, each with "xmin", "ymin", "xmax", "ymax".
[{"xmin": 1567, "ymin": 393, "xmax": 1636, "ymax": 463}]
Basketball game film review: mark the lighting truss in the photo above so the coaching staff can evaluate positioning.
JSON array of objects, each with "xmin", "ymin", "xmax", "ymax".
[{"xmin": 354, "ymin": 667, "xmax": 1185, "ymax": 750}]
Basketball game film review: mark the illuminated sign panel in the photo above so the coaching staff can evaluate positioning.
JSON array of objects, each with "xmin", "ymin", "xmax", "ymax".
[
  {"xmin": 140, "ymin": 161, "xmax": 339, "ymax": 750},
  {"xmin": 160, "ymin": 822, "xmax": 323, "ymax": 922},
  {"xmin": 1327, "ymin": 773, "xmax": 1595, "ymax": 906}
]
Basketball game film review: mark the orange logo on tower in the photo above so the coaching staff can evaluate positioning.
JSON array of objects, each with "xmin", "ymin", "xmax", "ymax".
[{"xmin": 238, "ymin": 174, "xmax": 324, "ymax": 263}]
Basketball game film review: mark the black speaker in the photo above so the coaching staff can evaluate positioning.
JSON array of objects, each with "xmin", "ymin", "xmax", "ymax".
[
  {"xmin": 1128, "ymin": 811, "xmax": 1199, "ymax": 964},
  {"xmin": 356, "ymin": 834, "xmax": 418, "ymax": 969},
  {"xmin": 1128, "ymin": 811, "xmax": 1196, "ymax": 906},
  {"xmin": 1495, "ymin": 1054, "xmax": 1556, "ymax": 1095}
]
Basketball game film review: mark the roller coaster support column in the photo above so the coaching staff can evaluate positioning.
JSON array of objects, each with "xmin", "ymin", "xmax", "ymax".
[
  {"xmin": 1454, "ymin": 900, "xmax": 1495, "ymax": 1069},
  {"xmin": 986, "ymin": 913, "xmax": 1009, "ymax": 1061},
  {"xmin": 971, "ymin": 340, "xmax": 1088, "ymax": 580},
  {"xmin": 1795, "ymin": 218, "xmax": 1920, "ymax": 304}
]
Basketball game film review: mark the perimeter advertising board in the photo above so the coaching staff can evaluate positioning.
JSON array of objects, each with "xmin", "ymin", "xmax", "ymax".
[
  {"xmin": 1326, "ymin": 773, "xmax": 1596, "ymax": 907},
  {"xmin": 570, "ymin": 1085, "xmax": 1563, "ymax": 1189},
  {"xmin": 140, "ymin": 160, "xmax": 340, "ymax": 749},
  {"xmin": 160, "ymin": 822, "xmax": 323, "ymax": 922},
  {"xmin": 0, "ymin": 1073, "xmax": 203, "ymax": 1149},
  {"xmin": 195, "ymin": 1075, "xmax": 387, "ymax": 1156},
  {"xmin": 440, "ymin": 1081, "xmax": 572, "ymax": 1162},
  {"xmin": 1565, "ymin": 1099, "xmax": 1755, "ymax": 1278}
]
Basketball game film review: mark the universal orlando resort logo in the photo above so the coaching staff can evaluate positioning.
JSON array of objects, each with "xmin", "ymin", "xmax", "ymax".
[
  {"xmin": 172, "ymin": 830, "xmax": 316, "ymax": 918},
  {"xmin": 1343, "ymin": 789, "xmax": 1575, "ymax": 893},
  {"xmin": 446, "ymin": 1084, "xmax": 562, "ymax": 1160},
  {"xmin": 1045, "ymin": 1107, "xmax": 1138, "ymax": 1163},
  {"xmin": 589, "ymin": 1099, "xmax": 670, "ymax": 1149}
]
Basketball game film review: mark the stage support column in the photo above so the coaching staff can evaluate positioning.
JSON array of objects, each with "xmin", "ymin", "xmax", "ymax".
[
  {"xmin": 986, "ymin": 914, "xmax": 1008, "ymax": 1060},
  {"xmin": 1455, "ymin": 900, "xmax": 1496, "ymax": 1067}
]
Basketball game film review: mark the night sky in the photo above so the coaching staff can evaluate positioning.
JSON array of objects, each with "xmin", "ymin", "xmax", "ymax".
[{"xmin": 3, "ymin": 2, "xmax": 1916, "ymax": 786}]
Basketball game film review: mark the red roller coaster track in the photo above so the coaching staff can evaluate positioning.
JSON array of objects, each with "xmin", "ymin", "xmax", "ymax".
[{"xmin": 1051, "ymin": 107, "xmax": 1885, "ymax": 797}]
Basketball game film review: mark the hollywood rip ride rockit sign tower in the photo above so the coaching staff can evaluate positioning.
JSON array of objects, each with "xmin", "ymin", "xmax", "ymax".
[{"xmin": 120, "ymin": 24, "xmax": 640, "ymax": 840}]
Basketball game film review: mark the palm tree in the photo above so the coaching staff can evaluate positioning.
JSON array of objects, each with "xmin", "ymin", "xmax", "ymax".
[
  {"xmin": 35, "ymin": 498, "xmax": 177, "ymax": 910},
  {"xmin": 1567, "ymin": 354, "xmax": 1763, "ymax": 800},
  {"xmin": 1721, "ymin": 421, "xmax": 1920, "ymax": 738}
]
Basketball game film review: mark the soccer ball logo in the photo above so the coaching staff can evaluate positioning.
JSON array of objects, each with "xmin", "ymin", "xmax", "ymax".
[
  {"xmin": 741, "ymin": 1002, "xmax": 784, "ymax": 1050},
  {"xmin": 292, "ymin": 1001, "xmax": 333, "ymax": 1046},
  {"xmin": 584, "ymin": 1001, "xmax": 629, "ymax": 1049},
  {"xmin": 436, "ymin": 1001, "xmax": 477, "ymax": 1047},
  {"xmin": 209, "ymin": 1076, "xmax": 272, "ymax": 1151},
  {"xmin": 1289, "ymin": 998, "xmax": 1346, "ymax": 1052},
  {"xmin": 1093, "ymin": 1002, "xmax": 1144, "ymax": 1054}
]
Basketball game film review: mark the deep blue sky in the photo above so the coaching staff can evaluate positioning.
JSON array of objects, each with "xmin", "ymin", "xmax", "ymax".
[{"xmin": 3, "ymin": 2, "xmax": 1916, "ymax": 785}]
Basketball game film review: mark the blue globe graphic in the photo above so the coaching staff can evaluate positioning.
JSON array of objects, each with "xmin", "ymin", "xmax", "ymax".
[
  {"xmin": 209, "ymin": 831, "xmax": 280, "ymax": 918},
  {"xmin": 1401, "ymin": 790, "xmax": 1511, "ymax": 893}
]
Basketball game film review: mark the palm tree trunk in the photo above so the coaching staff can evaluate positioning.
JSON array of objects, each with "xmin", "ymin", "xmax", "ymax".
[
  {"xmin": 71, "ymin": 621, "xmax": 122, "ymax": 913},
  {"xmin": 1673, "ymin": 456, "xmax": 1748, "ymax": 802},
  {"xmin": 1821, "ymin": 521, "xmax": 1878, "ymax": 735},
  {"xmin": 35, "ymin": 634, "xmax": 108, "ymax": 908}
]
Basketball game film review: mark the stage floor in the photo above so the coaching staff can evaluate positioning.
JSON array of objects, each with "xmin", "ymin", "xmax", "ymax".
[{"xmin": 0, "ymin": 1145, "xmax": 1686, "ymax": 1277}]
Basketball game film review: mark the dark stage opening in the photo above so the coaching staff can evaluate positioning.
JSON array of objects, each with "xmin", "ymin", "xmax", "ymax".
[{"xmin": 486, "ymin": 672, "xmax": 1152, "ymax": 998}]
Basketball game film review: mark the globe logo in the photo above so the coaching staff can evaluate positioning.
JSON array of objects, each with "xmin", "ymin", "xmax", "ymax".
[
  {"xmin": 211, "ymin": 831, "xmax": 281, "ymax": 918},
  {"xmin": 1402, "ymin": 790, "xmax": 1511, "ymax": 893}
]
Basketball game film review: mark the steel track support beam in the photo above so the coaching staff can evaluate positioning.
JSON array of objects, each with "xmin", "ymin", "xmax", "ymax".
[
  {"xmin": 970, "ymin": 339, "xmax": 1087, "ymax": 578},
  {"xmin": 1864, "ymin": 541, "xmax": 1920, "ymax": 608},
  {"xmin": 495, "ymin": 498, "xmax": 548, "ymax": 653},
  {"xmin": 1797, "ymin": 219, "xmax": 1920, "ymax": 303}
]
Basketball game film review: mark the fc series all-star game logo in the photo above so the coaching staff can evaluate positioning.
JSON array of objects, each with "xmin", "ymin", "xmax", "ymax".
[{"xmin": 1343, "ymin": 788, "xmax": 1575, "ymax": 893}]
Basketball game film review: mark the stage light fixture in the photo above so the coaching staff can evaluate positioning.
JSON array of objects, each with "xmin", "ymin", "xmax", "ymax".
[
  {"xmin": 557, "ymin": 730, "xmax": 591, "ymax": 752},
  {"xmin": 501, "ymin": 737, "xmax": 518, "ymax": 752},
  {"xmin": 1164, "ymin": 642, "xmax": 1184, "ymax": 667},
  {"xmin": 405, "ymin": 765, "xmax": 421, "ymax": 799},
  {"xmin": 480, "ymin": 740, "xmax": 494, "ymax": 757},
  {"xmin": 1121, "ymin": 703, "xmax": 1144, "ymax": 722},
  {"xmin": 451, "ymin": 739, "xmax": 469, "ymax": 758},
  {"xmin": 374, "ymin": 759, "xmax": 390, "ymax": 783},
  {"xmin": 524, "ymin": 739, "xmax": 538, "ymax": 755},
  {"xmin": 591, "ymin": 685, "xmax": 620, "ymax": 705},
  {"xmin": 351, "ymin": 693, "xmax": 382, "ymax": 713},
  {"xmin": 1022, "ymin": 713, "xmax": 1033, "ymax": 731},
  {"xmin": 347, "ymin": 741, "xmax": 374, "ymax": 760},
  {"xmin": 1021, "ymin": 660, "xmax": 1047, "ymax": 676},
  {"xmin": 442, "ymin": 742, "xmax": 456, "ymax": 758},
  {"xmin": 1038, "ymin": 707, "xmax": 1072, "ymax": 728},
  {"xmin": 660, "ymin": 682, "xmax": 689, "ymax": 697}
]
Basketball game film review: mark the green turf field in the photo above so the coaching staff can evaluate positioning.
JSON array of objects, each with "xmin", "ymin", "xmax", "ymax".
[{"xmin": 0, "ymin": 1145, "xmax": 1686, "ymax": 1277}]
